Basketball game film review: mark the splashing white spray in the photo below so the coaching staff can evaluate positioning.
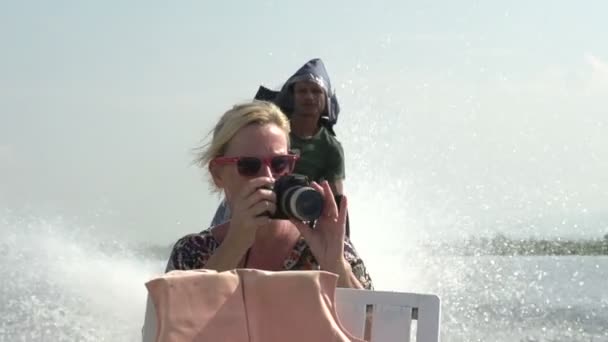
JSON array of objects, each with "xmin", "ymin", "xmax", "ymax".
[{"xmin": 0, "ymin": 212, "xmax": 165, "ymax": 341}]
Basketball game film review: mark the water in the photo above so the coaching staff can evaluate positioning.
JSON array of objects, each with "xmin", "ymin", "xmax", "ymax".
[
  {"xmin": 0, "ymin": 215, "xmax": 164, "ymax": 341},
  {"xmin": 1, "ymin": 214, "xmax": 606, "ymax": 341},
  {"xmin": 418, "ymin": 255, "xmax": 608, "ymax": 341}
]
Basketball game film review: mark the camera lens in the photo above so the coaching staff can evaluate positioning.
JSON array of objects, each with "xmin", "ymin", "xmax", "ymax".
[{"xmin": 281, "ymin": 186, "xmax": 324, "ymax": 221}]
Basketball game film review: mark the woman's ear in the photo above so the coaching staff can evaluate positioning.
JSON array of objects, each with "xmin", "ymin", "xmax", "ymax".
[{"xmin": 209, "ymin": 162, "xmax": 224, "ymax": 189}]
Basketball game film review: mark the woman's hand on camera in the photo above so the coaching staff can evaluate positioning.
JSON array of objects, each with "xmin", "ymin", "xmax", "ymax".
[
  {"xmin": 225, "ymin": 177, "xmax": 276, "ymax": 250},
  {"xmin": 290, "ymin": 180, "xmax": 347, "ymax": 274}
]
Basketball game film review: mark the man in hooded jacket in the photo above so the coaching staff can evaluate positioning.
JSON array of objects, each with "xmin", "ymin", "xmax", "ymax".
[
  {"xmin": 272, "ymin": 58, "xmax": 345, "ymax": 195},
  {"xmin": 210, "ymin": 58, "xmax": 347, "ymax": 232}
]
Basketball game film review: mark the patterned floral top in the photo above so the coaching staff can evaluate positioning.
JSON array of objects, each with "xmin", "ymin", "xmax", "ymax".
[{"xmin": 167, "ymin": 229, "xmax": 374, "ymax": 290}]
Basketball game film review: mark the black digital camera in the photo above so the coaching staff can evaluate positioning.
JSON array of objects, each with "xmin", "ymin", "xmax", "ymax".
[{"xmin": 267, "ymin": 174, "xmax": 324, "ymax": 222}]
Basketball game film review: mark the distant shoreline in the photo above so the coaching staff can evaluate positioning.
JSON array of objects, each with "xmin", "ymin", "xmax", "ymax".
[
  {"xmin": 425, "ymin": 234, "xmax": 608, "ymax": 256},
  {"xmin": 133, "ymin": 234, "xmax": 608, "ymax": 259}
]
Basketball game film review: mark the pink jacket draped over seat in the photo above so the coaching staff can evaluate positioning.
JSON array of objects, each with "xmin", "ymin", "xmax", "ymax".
[{"xmin": 146, "ymin": 268, "xmax": 365, "ymax": 342}]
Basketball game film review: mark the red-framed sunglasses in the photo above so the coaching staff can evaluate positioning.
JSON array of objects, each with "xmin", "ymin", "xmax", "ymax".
[{"xmin": 211, "ymin": 154, "xmax": 299, "ymax": 177}]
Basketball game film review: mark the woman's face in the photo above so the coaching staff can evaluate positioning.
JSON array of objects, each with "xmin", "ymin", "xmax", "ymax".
[{"xmin": 211, "ymin": 123, "xmax": 290, "ymax": 202}]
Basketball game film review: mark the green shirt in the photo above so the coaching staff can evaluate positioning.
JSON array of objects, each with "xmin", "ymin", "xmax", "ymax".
[{"xmin": 289, "ymin": 126, "xmax": 345, "ymax": 183}]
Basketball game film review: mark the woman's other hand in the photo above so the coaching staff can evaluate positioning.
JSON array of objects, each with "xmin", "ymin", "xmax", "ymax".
[{"xmin": 290, "ymin": 181, "xmax": 347, "ymax": 274}]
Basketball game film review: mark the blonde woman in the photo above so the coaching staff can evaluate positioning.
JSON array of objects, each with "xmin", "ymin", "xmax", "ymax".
[{"xmin": 167, "ymin": 100, "xmax": 372, "ymax": 289}]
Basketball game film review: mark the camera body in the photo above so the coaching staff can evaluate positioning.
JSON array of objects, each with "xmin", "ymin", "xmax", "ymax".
[{"xmin": 268, "ymin": 174, "xmax": 324, "ymax": 222}]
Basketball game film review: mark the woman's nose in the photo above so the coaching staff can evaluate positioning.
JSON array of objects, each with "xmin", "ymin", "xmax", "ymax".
[{"xmin": 259, "ymin": 164, "xmax": 274, "ymax": 177}]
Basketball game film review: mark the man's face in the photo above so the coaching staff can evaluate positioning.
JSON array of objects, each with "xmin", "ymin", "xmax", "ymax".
[{"xmin": 293, "ymin": 81, "xmax": 326, "ymax": 118}]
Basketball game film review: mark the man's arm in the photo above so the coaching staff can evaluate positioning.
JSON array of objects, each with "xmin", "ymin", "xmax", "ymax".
[
  {"xmin": 326, "ymin": 138, "xmax": 345, "ymax": 195},
  {"xmin": 330, "ymin": 179, "xmax": 344, "ymax": 195}
]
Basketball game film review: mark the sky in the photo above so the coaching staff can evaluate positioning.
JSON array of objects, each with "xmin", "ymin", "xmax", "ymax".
[{"xmin": 1, "ymin": 1, "xmax": 607, "ymax": 244}]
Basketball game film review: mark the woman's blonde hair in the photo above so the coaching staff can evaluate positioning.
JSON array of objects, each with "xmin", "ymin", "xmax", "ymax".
[{"xmin": 194, "ymin": 100, "xmax": 291, "ymax": 172}]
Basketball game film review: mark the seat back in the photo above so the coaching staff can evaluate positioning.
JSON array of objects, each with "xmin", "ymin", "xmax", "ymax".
[{"xmin": 334, "ymin": 288, "xmax": 441, "ymax": 342}]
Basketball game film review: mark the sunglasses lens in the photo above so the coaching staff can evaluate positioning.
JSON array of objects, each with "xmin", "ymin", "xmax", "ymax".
[
  {"xmin": 270, "ymin": 156, "xmax": 291, "ymax": 174},
  {"xmin": 237, "ymin": 157, "xmax": 262, "ymax": 176}
]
